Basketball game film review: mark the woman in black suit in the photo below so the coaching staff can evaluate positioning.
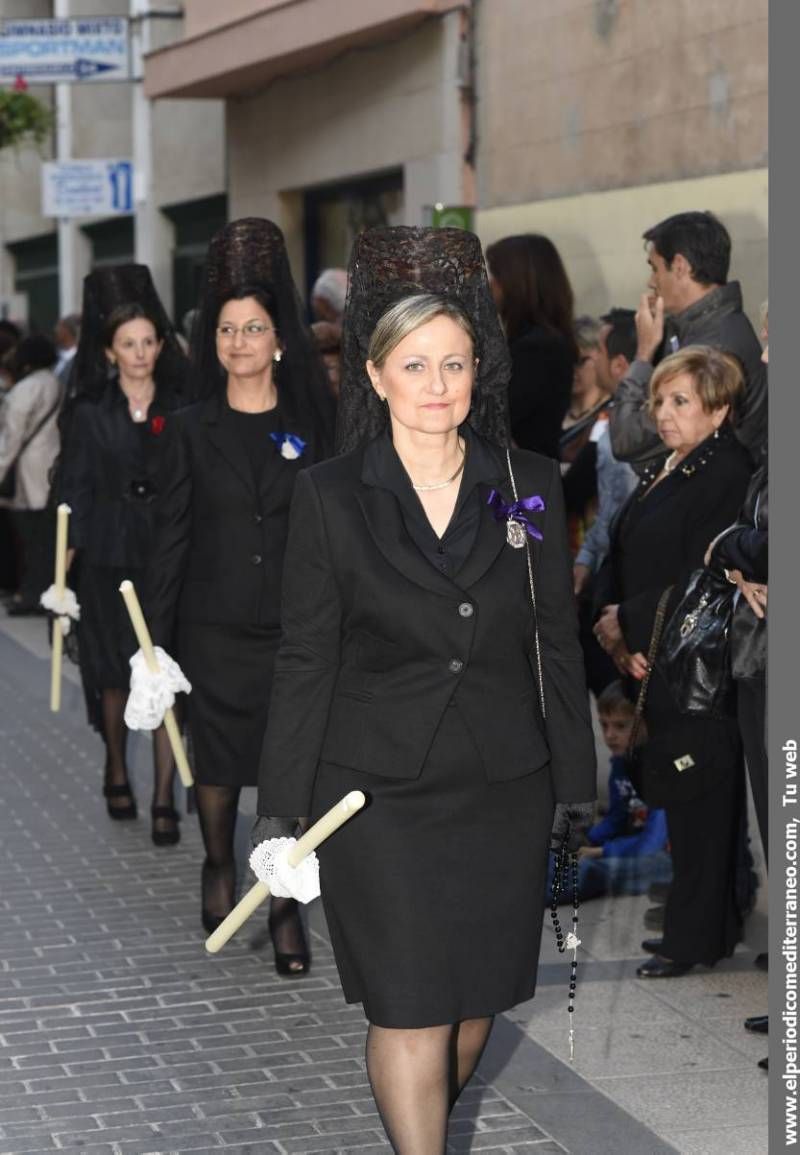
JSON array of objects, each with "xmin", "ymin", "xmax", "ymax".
[
  {"xmin": 254, "ymin": 227, "xmax": 596, "ymax": 1151},
  {"xmin": 485, "ymin": 233, "xmax": 577, "ymax": 458},
  {"xmin": 594, "ymin": 345, "xmax": 753, "ymax": 977},
  {"xmin": 57, "ymin": 266, "xmax": 189, "ymax": 842},
  {"xmin": 145, "ymin": 219, "xmax": 334, "ymax": 969}
]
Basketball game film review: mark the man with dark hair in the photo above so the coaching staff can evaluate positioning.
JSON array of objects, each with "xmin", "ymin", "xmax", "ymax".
[
  {"xmin": 608, "ymin": 211, "xmax": 766, "ymax": 468},
  {"xmin": 573, "ymin": 308, "xmax": 638, "ymax": 595}
]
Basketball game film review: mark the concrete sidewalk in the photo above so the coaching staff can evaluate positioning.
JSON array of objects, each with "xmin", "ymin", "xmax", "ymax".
[{"xmin": 0, "ymin": 614, "xmax": 767, "ymax": 1154}]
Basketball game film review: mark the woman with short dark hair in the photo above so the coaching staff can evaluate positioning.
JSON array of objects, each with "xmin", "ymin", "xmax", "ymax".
[{"xmin": 485, "ymin": 233, "xmax": 577, "ymax": 458}]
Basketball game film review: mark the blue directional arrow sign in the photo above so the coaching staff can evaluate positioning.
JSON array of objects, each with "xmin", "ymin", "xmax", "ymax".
[
  {"xmin": 0, "ymin": 59, "xmax": 118, "ymax": 82},
  {"xmin": 0, "ymin": 17, "xmax": 130, "ymax": 84}
]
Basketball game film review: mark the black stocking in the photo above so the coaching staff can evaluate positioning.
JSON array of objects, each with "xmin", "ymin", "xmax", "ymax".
[
  {"xmin": 268, "ymin": 896, "xmax": 308, "ymax": 967},
  {"xmin": 101, "ymin": 688, "xmax": 131, "ymax": 812},
  {"xmin": 366, "ymin": 1024, "xmax": 450, "ymax": 1154},
  {"xmin": 196, "ymin": 783, "xmax": 240, "ymax": 920},
  {"xmin": 449, "ymin": 1016, "xmax": 493, "ymax": 1106},
  {"xmin": 150, "ymin": 722, "xmax": 178, "ymax": 834}
]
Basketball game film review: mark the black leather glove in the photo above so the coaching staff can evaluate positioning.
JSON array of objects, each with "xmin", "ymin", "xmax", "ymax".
[
  {"xmin": 550, "ymin": 802, "xmax": 595, "ymax": 853},
  {"xmin": 250, "ymin": 815, "xmax": 300, "ymax": 851}
]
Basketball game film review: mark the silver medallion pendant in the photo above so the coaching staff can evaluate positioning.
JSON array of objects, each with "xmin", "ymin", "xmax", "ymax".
[{"xmin": 506, "ymin": 519, "xmax": 527, "ymax": 549}]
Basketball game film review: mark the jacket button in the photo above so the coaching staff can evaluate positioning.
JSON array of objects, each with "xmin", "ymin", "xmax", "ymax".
[
  {"xmin": 458, "ymin": 602, "xmax": 474, "ymax": 618},
  {"xmin": 254, "ymin": 513, "xmax": 263, "ymax": 524},
  {"xmin": 251, "ymin": 553, "xmax": 262, "ymax": 565},
  {"xmin": 448, "ymin": 658, "xmax": 464, "ymax": 674}
]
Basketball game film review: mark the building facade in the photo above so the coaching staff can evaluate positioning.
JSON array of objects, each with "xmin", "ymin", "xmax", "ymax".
[
  {"xmin": 2, "ymin": 0, "xmax": 768, "ymax": 328},
  {"xmin": 0, "ymin": 0, "xmax": 227, "ymax": 329}
]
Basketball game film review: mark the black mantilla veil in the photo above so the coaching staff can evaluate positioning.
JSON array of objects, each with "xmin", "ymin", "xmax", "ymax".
[
  {"xmin": 189, "ymin": 217, "xmax": 335, "ymax": 450},
  {"xmin": 66, "ymin": 263, "xmax": 189, "ymax": 406},
  {"xmin": 53, "ymin": 263, "xmax": 189, "ymax": 494},
  {"xmin": 336, "ymin": 226, "xmax": 511, "ymax": 455}
]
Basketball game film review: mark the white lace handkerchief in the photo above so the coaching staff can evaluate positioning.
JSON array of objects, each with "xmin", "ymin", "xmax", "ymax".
[
  {"xmin": 249, "ymin": 837, "xmax": 320, "ymax": 903},
  {"xmin": 40, "ymin": 584, "xmax": 81, "ymax": 635},
  {"xmin": 124, "ymin": 647, "xmax": 191, "ymax": 731}
]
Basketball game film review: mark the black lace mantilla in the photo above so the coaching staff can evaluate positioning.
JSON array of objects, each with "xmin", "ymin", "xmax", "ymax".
[
  {"xmin": 68, "ymin": 264, "xmax": 189, "ymax": 405},
  {"xmin": 336, "ymin": 227, "xmax": 511, "ymax": 454},
  {"xmin": 189, "ymin": 217, "xmax": 335, "ymax": 451}
]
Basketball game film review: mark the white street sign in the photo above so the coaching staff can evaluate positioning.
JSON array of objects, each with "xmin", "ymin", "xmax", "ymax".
[
  {"xmin": 0, "ymin": 17, "xmax": 130, "ymax": 85},
  {"xmin": 43, "ymin": 160, "xmax": 134, "ymax": 218}
]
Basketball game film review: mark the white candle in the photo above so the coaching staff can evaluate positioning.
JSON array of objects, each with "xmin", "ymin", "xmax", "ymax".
[
  {"xmin": 50, "ymin": 504, "xmax": 71, "ymax": 713},
  {"xmin": 119, "ymin": 579, "xmax": 194, "ymax": 787},
  {"xmin": 205, "ymin": 791, "xmax": 366, "ymax": 954}
]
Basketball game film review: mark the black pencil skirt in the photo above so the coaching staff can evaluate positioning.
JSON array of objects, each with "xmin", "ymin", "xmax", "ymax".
[
  {"xmin": 311, "ymin": 704, "xmax": 555, "ymax": 1028},
  {"xmin": 178, "ymin": 621, "xmax": 280, "ymax": 787}
]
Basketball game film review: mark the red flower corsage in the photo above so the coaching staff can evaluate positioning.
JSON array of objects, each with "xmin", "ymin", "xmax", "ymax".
[{"xmin": 150, "ymin": 415, "xmax": 166, "ymax": 435}]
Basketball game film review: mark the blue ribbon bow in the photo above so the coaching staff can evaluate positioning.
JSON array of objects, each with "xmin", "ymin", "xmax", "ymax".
[
  {"xmin": 486, "ymin": 489, "xmax": 545, "ymax": 541},
  {"xmin": 269, "ymin": 432, "xmax": 307, "ymax": 457}
]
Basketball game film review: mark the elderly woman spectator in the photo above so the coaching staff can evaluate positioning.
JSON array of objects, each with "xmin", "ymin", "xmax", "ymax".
[
  {"xmin": 0, "ymin": 335, "xmax": 61, "ymax": 613},
  {"xmin": 594, "ymin": 345, "xmax": 753, "ymax": 978},
  {"xmin": 485, "ymin": 234, "xmax": 577, "ymax": 458},
  {"xmin": 311, "ymin": 269, "xmax": 348, "ymax": 402}
]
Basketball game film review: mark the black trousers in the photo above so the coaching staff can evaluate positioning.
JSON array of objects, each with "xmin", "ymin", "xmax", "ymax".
[
  {"xmin": 737, "ymin": 675, "xmax": 768, "ymax": 868},
  {"xmin": 11, "ymin": 509, "xmax": 54, "ymax": 608},
  {"xmin": 661, "ymin": 760, "xmax": 745, "ymax": 967}
]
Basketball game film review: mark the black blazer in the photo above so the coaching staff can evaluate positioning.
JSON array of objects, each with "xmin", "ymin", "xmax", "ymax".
[
  {"xmin": 507, "ymin": 325, "xmax": 574, "ymax": 459},
  {"xmin": 145, "ymin": 394, "xmax": 323, "ymax": 645},
  {"xmin": 600, "ymin": 429, "xmax": 753, "ymax": 658},
  {"xmin": 59, "ymin": 384, "xmax": 184, "ymax": 568},
  {"xmin": 258, "ymin": 437, "xmax": 597, "ymax": 818}
]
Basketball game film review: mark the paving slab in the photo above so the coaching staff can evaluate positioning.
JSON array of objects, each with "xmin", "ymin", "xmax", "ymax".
[{"xmin": 0, "ymin": 619, "xmax": 765, "ymax": 1154}]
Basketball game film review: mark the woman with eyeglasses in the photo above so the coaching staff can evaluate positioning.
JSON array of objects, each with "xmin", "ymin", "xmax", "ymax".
[{"xmin": 144, "ymin": 219, "xmax": 334, "ymax": 972}]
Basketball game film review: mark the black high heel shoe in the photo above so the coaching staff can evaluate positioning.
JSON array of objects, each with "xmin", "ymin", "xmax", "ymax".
[
  {"xmin": 151, "ymin": 805, "xmax": 180, "ymax": 847},
  {"xmin": 103, "ymin": 781, "xmax": 137, "ymax": 821},
  {"xmin": 268, "ymin": 904, "xmax": 311, "ymax": 977}
]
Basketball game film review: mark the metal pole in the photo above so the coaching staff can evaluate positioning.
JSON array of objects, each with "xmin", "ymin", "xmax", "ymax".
[
  {"xmin": 131, "ymin": 0, "xmax": 176, "ymax": 309},
  {"xmin": 55, "ymin": 0, "xmax": 79, "ymax": 316},
  {"xmin": 131, "ymin": 0, "xmax": 151, "ymax": 267}
]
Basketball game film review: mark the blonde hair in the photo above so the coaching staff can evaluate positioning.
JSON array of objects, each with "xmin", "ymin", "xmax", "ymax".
[
  {"xmin": 648, "ymin": 345, "xmax": 744, "ymax": 418},
  {"xmin": 367, "ymin": 293, "xmax": 477, "ymax": 368}
]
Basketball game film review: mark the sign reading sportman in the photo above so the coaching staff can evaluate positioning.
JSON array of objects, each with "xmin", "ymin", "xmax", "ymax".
[{"xmin": 0, "ymin": 17, "xmax": 130, "ymax": 85}]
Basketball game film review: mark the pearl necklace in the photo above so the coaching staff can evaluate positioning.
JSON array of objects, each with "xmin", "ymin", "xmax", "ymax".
[
  {"xmin": 123, "ymin": 387, "xmax": 155, "ymax": 423},
  {"xmin": 410, "ymin": 445, "xmax": 466, "ymax": 492}
]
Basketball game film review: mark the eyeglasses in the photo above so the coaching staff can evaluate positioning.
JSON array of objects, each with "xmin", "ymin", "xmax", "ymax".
[{"xmin": 216, "ymin": 322, "xmax": 275, "ymax": 340}]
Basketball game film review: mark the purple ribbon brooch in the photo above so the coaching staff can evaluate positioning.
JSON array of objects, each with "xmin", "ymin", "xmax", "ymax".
[
  {"xmin": 270, "ymin": 432, "xmax": 307, "ymax": 460},
  {"xmin": 487, "ymin": 490, "xmax": 545, "ymax": 549}
]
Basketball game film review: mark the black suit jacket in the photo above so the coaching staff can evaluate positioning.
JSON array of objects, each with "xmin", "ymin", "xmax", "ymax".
[
  {"xmin": 258, "ymin": 436, "xmax": 597, "ymax": 818},
  {"xmin": 601, "ymin": 429, "xmax": 753, "ymax": 659},
  {"xmin": 145, "ymin": 394, "xmax": 323, "ymax": 645},
  {"xmin": 58, "ymin": 384, "xmax": 184, "ymax": 567}
]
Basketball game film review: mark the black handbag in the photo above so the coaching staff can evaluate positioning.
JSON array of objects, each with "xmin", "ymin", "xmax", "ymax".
[
  {"xmin": 626, "ymin": 584, "xmax": 740, "ymax": 806},
  {"xmin": 655, "ymin": 568, "xmax": 736, "ymax": 718},
  {"xmin": 640, "ymin": 714, "xmax": 741, "ymax": 806}
]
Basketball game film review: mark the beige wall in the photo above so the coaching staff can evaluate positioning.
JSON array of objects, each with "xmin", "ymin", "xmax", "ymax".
[
  {"xmin": 227, "ymin": 13, "xmax": 465, "ymax": 286},
  {"xmin": 0, "ymin": 0, "xmax": 53, "ymax": 298},
  {"xmin": 0, "ymin": 0, "xmax": 226, "ymax": 312},
  {"xmin": 477, "ymin": 168, "xmax": 768, "ymax": 327},
  {"xmin": 477, "ymin": 0, "xmax": 768, "ymax": 208}
]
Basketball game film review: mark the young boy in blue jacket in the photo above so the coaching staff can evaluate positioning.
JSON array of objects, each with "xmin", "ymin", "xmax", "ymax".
[{"xmin": 549, "ymin": 681, "xmax": 672, "ymax": 902}]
